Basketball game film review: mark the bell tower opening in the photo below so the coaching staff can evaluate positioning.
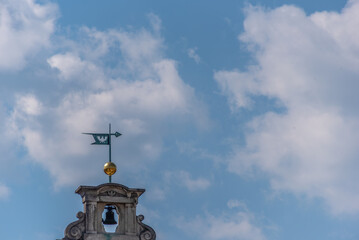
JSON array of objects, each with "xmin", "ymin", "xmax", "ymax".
[{"xmin": 102, "ymin": 205, "xmax": 119, "ymax": 233}]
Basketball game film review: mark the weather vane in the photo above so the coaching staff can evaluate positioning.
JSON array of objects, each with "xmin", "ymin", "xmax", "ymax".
[{"xmin": 83, "ymin": 123, "xmax": 122, "ymax": 183}]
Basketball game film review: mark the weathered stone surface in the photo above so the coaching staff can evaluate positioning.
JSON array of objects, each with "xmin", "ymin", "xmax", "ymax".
[
  {"xmin": 62, "ymin": 183, "xmax": 156, "ymax": 240},
  {"xmin": 84, "ymin": 233, "xmax": 139, "ymax": 240}
]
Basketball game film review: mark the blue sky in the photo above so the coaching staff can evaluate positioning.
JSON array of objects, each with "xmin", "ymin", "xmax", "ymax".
[{"xmin": 1, "ymin": 0, "xmax": 359, "ymax": 239}]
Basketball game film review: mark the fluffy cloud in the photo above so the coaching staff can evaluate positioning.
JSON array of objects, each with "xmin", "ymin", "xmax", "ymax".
[
  {"xmin": 176, "ymin": 209, "xmax": 266, "ymax": 240},
  {"xmin": 215, "ymin": 1, "xmax": 359, "ymax": 214},
  {"xmin": 48, "ymin": 53, "xmax": 104, "ymax": 82},
  {"xmin": 227, "ymin": 199, "xmax": 248, "ymax": 210},
  {"xmin": 187, "ymin": 47, "xmax": 201, "ymax": 64},
  {"xmin": 165, "ymin": 170, "xmax": 211, "ymax": 191},
  {"xmin": 145, "ymin": 170, "xmax": 210, "ymax": 201},
  {"xmin": 14, "ymin": 94, "xmax": 43, "ymax": 116},
  {"xmin": 0, "ymin": 183, "xmax": 10, "ymax": 200},
  {"xmin": 7, "ymin": 19, "xmax": 208, "ymax": 187},
  {"xmin": 0, "ymin": 0, "xmax": 57, "ymax": 70}
]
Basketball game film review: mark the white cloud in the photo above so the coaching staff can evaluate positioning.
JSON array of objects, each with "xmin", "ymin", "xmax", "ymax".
[
  {"xmin": 47, "ymin": 52, "xmax": 107, "ymax": 89},
  {"xmin": 215, "ymin": 70, "xmax": 256, "ymax": 110},
  {"xmin": 0, "ymin": 0, "xmax": 57, "ymax": 70},
  {"xmin": 0, "ymin": 183, "xmax": 10, "ymax": 200},
  {"xmin": 15, "ymin": 94, "xmax": 43, "ymax": 116},
  {"xmin": 165, "ymin": 170, "xmax": 211, "ymax": 192},
  {"xmin": 227, "ymin": 199, "xmax": 248, "ymax": 210},
  {"xmin": 148, "ymin": 13, "xmax": 162, "ymax": 34},
  {"xmin": 176, "ymin": 210, "xmax": 266, "ymax": 240},
  {"xmin": 176, "ymin": 141, "xmax": 222, "ymax": 164},
  {"xmin": 48, "ymin": 53, "xmax": 101, "ymax": 81},
  {"xmin": 187, "ymin": 47, "xmax": 201, "ymax": 64},
  {"xmin": 145, "ymin": 186, "xmax": 166, "ymax": 201},
  {"xmin": 215, "ymin": 1, "xmax": 359, "ymax": 214},
  {"xmin": 7, "ymin": 18, "xmax": 208, "ymax": 188}
]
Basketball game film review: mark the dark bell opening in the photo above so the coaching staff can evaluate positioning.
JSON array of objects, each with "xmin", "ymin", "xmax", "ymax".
[{"xmin": 102, "ymin": 206, "xmax": 117, "ymax": 225}]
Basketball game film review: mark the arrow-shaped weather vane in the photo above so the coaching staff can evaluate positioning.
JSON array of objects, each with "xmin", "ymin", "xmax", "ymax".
[{"xmin": 83, "ymin": 123, "xmax": 122, "ymax": 183}]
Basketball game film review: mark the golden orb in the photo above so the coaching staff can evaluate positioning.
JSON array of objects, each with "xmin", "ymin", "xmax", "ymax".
[{"xmin": 104, "ymin": 162, "xmax": 117, "ymax": 176}]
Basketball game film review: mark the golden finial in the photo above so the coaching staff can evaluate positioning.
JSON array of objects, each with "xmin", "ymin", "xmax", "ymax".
[{"xmin": 104, "ymin": 162, "xmax": 117, "ymax": 176}]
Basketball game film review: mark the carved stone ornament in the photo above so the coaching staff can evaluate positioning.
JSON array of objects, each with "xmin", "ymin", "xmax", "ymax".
[
  {"xmin": 63, "ymin": 211, "xmax": 86, "ymax": 240},
  {"xmin": 137, "ymin": 215, "xmax": 156, "ymax": 240},
  {"xmin": 107, "ymin": 190, "xmax": 117, "ymax": 196}
]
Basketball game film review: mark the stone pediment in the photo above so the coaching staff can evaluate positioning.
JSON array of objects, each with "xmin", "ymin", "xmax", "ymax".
[{"xmin": 76, "ymin": 183, "xmax": 145, "ymax": 204}]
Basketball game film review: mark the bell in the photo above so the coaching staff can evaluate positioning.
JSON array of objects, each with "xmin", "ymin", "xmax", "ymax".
[{"xmin": 102, "ymin": 206, "xmax": 117, "ymax": 225}]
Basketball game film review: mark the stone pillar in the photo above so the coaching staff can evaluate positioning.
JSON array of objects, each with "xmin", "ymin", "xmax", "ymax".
[
  {"xmin": 125, "ymin": 203, "xmax": 136, "ymax": 235},
  {"xmin": 85, "ymin": 202, "xmax": 97, "ymax": 233},
  {"xmin": 115, "ymin": 204, "xmax": 125, "ymax": 234},
  {"xmin": 96, "ymin": 203, "xmax": 106, "ymax": 233}
]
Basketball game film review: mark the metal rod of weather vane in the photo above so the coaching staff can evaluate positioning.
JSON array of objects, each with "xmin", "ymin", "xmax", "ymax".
[{"xmin": 109, "ymin": 123, "xmax": 112, "ymax": 183}]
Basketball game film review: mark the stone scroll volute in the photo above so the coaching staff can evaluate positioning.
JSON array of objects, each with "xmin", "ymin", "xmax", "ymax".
[{"xmin": 63, "ymin": 211, "xmax": 86, "ymax": 240}]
